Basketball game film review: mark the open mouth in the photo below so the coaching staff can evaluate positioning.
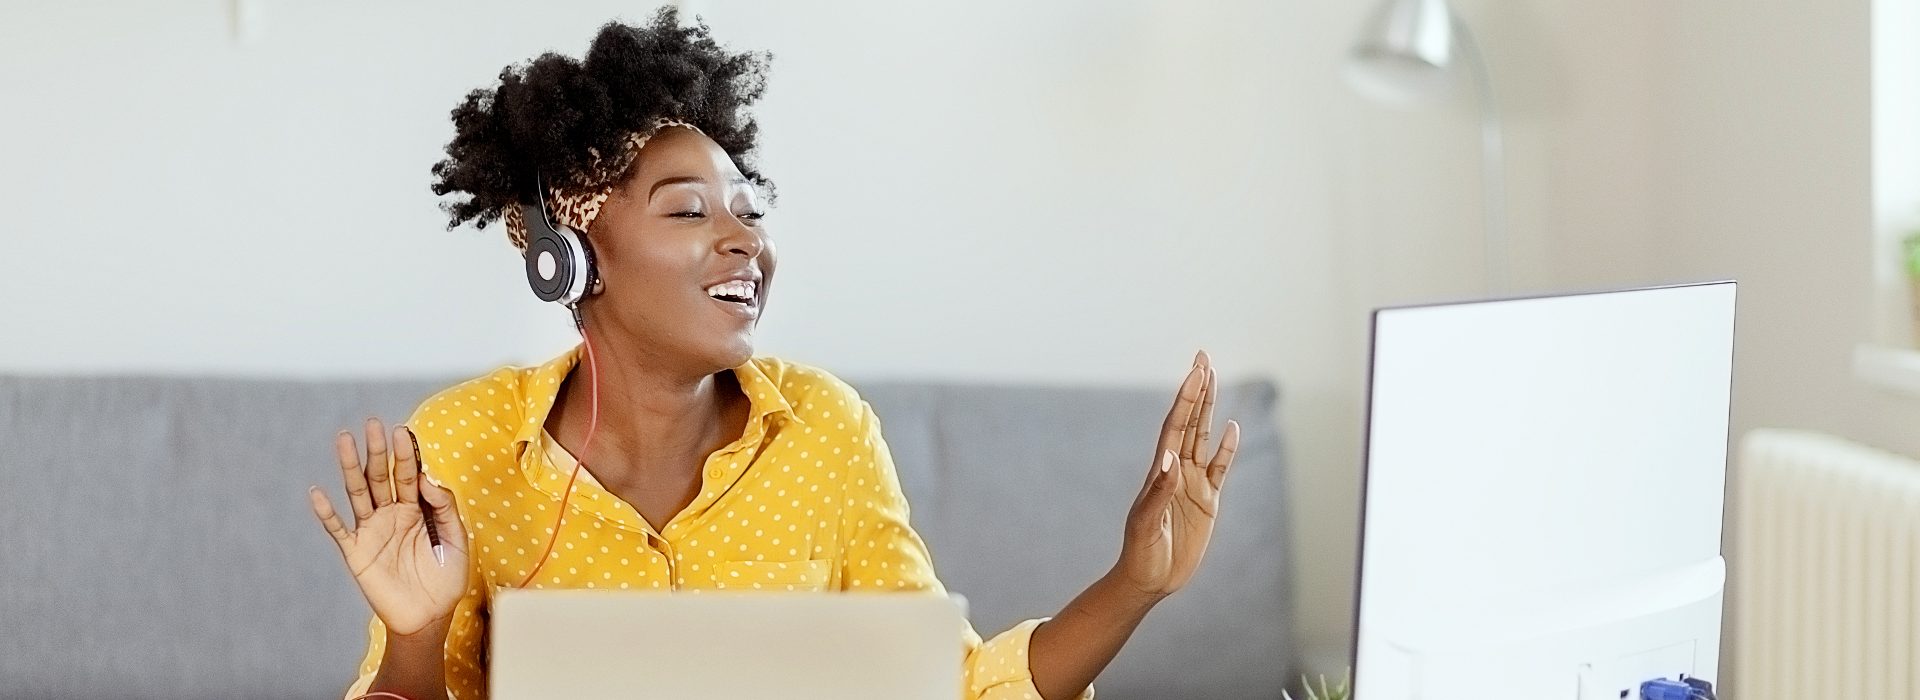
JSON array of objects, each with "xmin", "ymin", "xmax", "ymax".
[{"xmin": 705, "ymin": 279, "xmax": 758, "ymax": 309}]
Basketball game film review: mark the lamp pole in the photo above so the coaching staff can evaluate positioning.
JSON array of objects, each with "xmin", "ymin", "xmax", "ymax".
[
  {"xmin": 1348, "ymin": 0, "xmax": 1510, "ymax": 293},
  {"xmin": 1453, "ymin": 16, "xmax": 1509, "ymax": 293}
]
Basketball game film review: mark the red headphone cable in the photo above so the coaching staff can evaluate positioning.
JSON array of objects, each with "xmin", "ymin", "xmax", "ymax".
[{"xmin": 515, "ymin": 312, "xmax": 600, "ymax": 588}]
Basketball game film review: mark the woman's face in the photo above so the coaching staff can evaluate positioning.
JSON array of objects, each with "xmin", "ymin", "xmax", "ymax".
[{"xmin": 583, "ymin": 126, "xmax": 774, "ymax": 372}]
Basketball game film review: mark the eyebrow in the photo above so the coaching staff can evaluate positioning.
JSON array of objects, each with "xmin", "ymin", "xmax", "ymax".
[{"xmin": 648, "ymin": 175, "xmax": 752, "ymax": 199}]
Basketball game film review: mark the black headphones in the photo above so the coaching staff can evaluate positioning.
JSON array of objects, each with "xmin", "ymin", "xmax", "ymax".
[{"xmin": 521, "ymin": 176, "xmax": 599, "ymax": 310}]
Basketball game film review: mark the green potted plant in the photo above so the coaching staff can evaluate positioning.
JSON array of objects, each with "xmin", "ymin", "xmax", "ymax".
[
  {"xmin": 1283, "ymin": 671, "xmax": 1351, "ymax": 700},
  {"xmin": 1904, "ymin": 230, "xmax": 1920, "ymax": 342}
]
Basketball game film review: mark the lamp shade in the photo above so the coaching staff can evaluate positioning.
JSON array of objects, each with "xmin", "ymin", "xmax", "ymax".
[{"xmin": 1346, "ymin": 0, "xmax": 1457, "ymax": 104}]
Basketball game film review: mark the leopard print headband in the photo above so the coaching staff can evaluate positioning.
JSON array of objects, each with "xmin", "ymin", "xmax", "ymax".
[{"xmin": 501, "ymin": 118, "xmax": 704, "ymax": 251}]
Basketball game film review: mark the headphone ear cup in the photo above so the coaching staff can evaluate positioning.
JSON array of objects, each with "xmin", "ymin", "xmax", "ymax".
[
  {"xmin": 522, "ymin": 203, "xmax": 594, "ymax": 305},
  {"xmin": 578, "ymin": 231, "xmax": 600, "ymax": 298}
]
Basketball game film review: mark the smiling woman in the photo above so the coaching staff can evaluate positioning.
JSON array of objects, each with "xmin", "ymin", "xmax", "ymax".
[{"xmin": 307, "ymin": 8, "xmax": 1242, "ymax": 700}]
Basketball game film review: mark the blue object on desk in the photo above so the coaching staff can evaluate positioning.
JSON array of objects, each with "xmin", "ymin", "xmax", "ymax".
[
  {"xmin": 1641, "ymin": 679, "xmax": 1694, "ymax": 700},
  {"xmin": 1640, "ymin": 677, "xmax": 1716, "ymax": 700},
  {"xmin": 1682, "ymin": 677, "xmax": 1717, "ymax": 699}
]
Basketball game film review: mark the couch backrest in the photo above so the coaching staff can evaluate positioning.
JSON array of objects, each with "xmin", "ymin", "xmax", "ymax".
[
  {"xmin": 0, "ymin": 373, "xmax": 1290, "ymax": 699},
  {"xmin": 858, "ymin": 380, "xmax": 1294, "ymax": 699}
]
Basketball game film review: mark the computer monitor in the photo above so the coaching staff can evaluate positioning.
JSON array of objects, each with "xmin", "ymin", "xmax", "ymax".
[{"xmin": 1352, "ymin": 282, "xmax": 1736, "ymax": 700}]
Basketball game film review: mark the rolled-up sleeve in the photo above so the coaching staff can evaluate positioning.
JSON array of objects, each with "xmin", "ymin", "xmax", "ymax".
[{"xmin": 842, "ymin": 401, "xmax": 1094, "ymax": 700}]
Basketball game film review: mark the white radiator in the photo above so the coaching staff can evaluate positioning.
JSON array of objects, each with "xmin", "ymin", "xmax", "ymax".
[{"xmin": 1736, "ymin": 429, "xmax": 1920, "ymax": 700}]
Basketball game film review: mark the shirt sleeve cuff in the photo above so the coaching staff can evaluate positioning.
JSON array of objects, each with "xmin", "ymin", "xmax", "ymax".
[
  {"xmin": 343, "ymin": 674, "xmax": 373, "ymax": 700},
  {"xmin": 967, "ymin": 617, "xmax": 1096, "ymax": 700}
]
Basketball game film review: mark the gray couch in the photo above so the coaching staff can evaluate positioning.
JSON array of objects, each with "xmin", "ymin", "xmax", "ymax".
[{"xmin": 0, "ymin": 372, "xmax": 1293, "ymax": 699}]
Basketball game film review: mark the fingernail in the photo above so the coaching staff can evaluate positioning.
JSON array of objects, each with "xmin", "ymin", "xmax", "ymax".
[
  {"xmin": 1192, "ymin": 350, "xmax": 1204, "ymax": 367},
  {"xmin": 1161, "ymin": 450, "xmax": 1174, "ymax": 472},
  {"xmin": 1197, "ymin": 349, "xmax": 1211, "ymax": 367}
]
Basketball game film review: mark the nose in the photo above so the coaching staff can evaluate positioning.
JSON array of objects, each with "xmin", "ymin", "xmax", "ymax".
[{"xmin": 716, "ymin": 217, "xmax": 764, "ymax": 259}]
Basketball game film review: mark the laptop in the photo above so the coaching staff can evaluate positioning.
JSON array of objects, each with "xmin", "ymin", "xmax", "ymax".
[{"xmin": 490, "ymin": 590, "xmax": 966, "ymax": 699}]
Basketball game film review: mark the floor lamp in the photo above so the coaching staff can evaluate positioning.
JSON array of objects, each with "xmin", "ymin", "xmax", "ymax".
[{"xmin": 1346, "ymin": 0, "xmax": 1511, "ymax": 293}]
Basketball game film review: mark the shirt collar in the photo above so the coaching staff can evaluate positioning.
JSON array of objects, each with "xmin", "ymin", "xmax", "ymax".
[{"xmin": 509, "ymin": 344, "xmax": 800, "ymax": 454}]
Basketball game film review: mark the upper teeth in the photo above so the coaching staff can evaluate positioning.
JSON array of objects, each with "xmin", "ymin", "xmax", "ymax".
[{"xmin": 706, "ymin": 280, "xmax": 756, "ymax": 300}]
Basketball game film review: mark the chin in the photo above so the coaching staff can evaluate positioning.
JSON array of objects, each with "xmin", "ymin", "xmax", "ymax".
[{"xmin": 709, "ymin": 338, "xmax": 755, "ymax": 370}]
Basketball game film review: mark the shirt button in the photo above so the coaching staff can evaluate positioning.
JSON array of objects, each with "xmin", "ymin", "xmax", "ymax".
[{"xmin": 708, "ymin": 468, "xmax": 722, "ymax": 479}]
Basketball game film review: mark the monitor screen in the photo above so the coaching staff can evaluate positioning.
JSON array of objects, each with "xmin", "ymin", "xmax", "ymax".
[{"xmin": 1353, "ymin": 282, "xmax": 1736, "ymax": 700}]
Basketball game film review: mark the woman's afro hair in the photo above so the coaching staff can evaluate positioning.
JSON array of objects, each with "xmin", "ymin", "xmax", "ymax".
[{"xmin": 430, "ymin": 7, "xmax": 772, "ymax": 232}]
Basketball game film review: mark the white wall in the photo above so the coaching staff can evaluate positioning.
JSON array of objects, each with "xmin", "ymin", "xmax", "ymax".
[
  {"xmin": 1644, "ymin": 0, "xmax": 1891, "ymax": 447},
  {"xmin": 0, "ymin": 0, "xmax": 1354, "ymax": 386},
  {"xmin": 0, "ymin": 0, "xmax": 1386, "ymax": 673},
  {"xmin": 1545, "ymin": 0, "xmax": 1920, "ymax": 467}
]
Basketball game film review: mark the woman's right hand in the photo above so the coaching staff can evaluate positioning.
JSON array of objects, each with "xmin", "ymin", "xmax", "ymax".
[{"xmin": 308, "ymin": 418, "xmax": 469, "ymax": 637}]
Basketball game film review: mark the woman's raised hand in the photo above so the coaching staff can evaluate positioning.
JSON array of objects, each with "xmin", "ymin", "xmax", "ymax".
[
  {"xmin": 1112, "ymin": 352, "xmax": 1241, "ymax": 599},
  {"xmin": 307, "ymin": 418, "xmax": 469, "ymax": 636}
]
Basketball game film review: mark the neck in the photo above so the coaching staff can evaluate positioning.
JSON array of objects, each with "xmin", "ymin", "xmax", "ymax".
[{"xmin": 549, "ymin": 325, "xmax": 735, "ymax": 481}]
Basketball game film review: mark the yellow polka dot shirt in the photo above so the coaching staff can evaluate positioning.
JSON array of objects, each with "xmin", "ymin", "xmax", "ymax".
[{"xmin": 344, "ymin": 345, "xmax": 1091, "ymax": 700}]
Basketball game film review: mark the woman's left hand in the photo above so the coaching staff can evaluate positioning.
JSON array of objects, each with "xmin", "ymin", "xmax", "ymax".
[{"xmin": 1113, "ymin": 351, "xmax": 1240, "ymax": 600}]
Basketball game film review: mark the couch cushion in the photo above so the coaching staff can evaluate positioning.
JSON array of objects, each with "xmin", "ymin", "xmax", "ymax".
[{"xmin": 0, "ymin": 374, "xmax": 455, "ymax": 698}]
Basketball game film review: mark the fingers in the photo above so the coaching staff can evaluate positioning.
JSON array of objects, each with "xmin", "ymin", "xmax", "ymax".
[
  {"xmin": 1131, "ymin": 450, "xmax": 1181, "ymax": 535},
  {"xmin": 1193, "ymin": 366, "xmax": 1217, "ymax": 461},
  {"xmin": 1207, "ymin": 420, "xmax": 1242, "ymax": 489},
  {"xmin": 333, "ymin": 431, "xmax": 376, "ymax": 524},
  {"xmin": 393, "ymin": 426, "xmax": 420, "ymax": 506},
  {"xmin": 1182, "ymin": 358, "xmax": 1214, "ymax": 463},
  {"xmin": 1156, "ymin": 364, "xmax": 1207, "ymax": 458},
  {"xmin": 308, "ymin": 486, "xmax": 352, "ymax": 546},
  {"xmin": 363, "ymin": 418, "xmax": 394, "ymax": 508}
]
